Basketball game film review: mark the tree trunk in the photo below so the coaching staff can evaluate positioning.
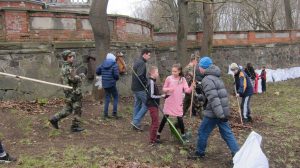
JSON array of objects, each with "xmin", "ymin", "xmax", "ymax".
[
  {"xmin": 284, "ymin": 0, "xmax": 293, "ymax": 29},
  {"xmin": 177, "ymin": 0, "xmax": 188, "ymax": 65},
  {"xmin": 89, "ymin": 0, "xmax": 110, "ymax": 100},
  {"xmin": 200, "ymin": 1, "xmax": 214, "ymax": 57}
]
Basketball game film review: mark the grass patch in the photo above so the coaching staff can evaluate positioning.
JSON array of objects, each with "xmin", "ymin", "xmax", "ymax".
[
  {"xmin": 48, "ymin": 129, "xmax": 61, "ymax": 138},
  {"xmin": 247, "ymin": 79, "xmax": 300, "ymax": 167}
]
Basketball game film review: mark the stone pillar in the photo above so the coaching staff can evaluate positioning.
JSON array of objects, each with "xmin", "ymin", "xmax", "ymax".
[
  {"xmin": 116, "ymin": 17, "xmax": 127, "ymax": 41},
  {"xmin": 5, "ymin": 10, "xmax": 29, "ymax": 41}
]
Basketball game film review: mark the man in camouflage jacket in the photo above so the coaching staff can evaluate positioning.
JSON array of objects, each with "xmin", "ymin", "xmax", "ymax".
[
  {"xmin": 183, "ymin": 54, "xmax": 202, "ymax": 116},
  {"xmin": 49, "ymin": 50, "xmax": 85, "ymax": 132}
]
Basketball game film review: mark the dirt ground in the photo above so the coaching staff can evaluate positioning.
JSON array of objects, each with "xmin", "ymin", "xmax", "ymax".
[{"xmin": 0, "ymin": 78, "xmax": 299, "ymax": 168}]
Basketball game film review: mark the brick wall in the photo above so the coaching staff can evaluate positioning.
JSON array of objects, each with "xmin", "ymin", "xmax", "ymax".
[
  {"xmin": 154, "ymin": 31, "xmax": 300, "ymax": 47},
  {"xmin": 0, "ymin": 2, "xmax": 153, "ymax": 43},
  {"xmin": 0, "ymin": 0, "xmax": 44, "ymax": 10}
]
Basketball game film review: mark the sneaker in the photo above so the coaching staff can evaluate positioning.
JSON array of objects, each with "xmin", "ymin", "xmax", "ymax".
[
  {"xmin": 49, "ymin": 118, "xmax": 59, "ymax": 129},
  {"xmin": 102, "ymin": 115, "xmax": 111, "ymax": 120},
  {"xmin": 112, "ymin": 114, "xmax": 121, "ymax": 120},
  {"xmin": 0, "ymin": 153, "xmax": 17, "ymax": 163},
  {"xmin": 182, "ymin": 134, "xmax": 190, "ymax": 143},
  {"xmin": 71, "ymin": 126, "xmax": 85, "ymax": 132},
  {"xmin": 242, "ymin": 118, "xmax": 250, "ymax": 123},
  {"xmin": 131, "ymin": 122, "xmax": 143, "ymax": 131},
  {"xmin": 188, "ymin": 152, "xmax": 205, "ymax": 160}
]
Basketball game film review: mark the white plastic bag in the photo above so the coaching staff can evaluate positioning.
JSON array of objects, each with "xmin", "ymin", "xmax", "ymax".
[
  {"xmin": 95, "ymin": 76, "xmax": 102, "ymax": 89},
  {"xmin": 233, "ymin": 131, "xmax": 269, "ymax": 168}
]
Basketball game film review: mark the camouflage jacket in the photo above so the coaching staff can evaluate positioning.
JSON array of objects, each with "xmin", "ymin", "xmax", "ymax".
[
  {"xmin": 61, "ymin": 61, "xmax": 82, "ymax": 100},
  {"xmin": 183, "ymin": 64, "xmax": 194, "ymax": 86}
]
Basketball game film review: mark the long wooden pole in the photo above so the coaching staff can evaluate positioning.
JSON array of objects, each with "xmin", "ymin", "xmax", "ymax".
[
  {"xmin": 233, "ymin": 80, "xmax": 244, "ymax": 125},
  {"xmin": 189, "ymin": 65, "xmax": 197, "ymax": 118},
  {"xmin": 0, "ymin": 72, "xmax": 72, "ymax": 89}
]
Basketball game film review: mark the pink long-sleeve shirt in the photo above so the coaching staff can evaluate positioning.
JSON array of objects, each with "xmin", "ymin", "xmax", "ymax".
[{"xmin": 163, "ymin": 76, "xmax": 192, "ymax": 117}]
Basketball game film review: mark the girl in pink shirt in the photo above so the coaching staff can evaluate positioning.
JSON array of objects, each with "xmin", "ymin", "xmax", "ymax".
[{"xmin": 156, "ymin": 64, "xmax": 193, "ymax": 142}]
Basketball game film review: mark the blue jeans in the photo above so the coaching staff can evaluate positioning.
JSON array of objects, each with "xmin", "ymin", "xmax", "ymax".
[
  {"xmin": 132, "ymin": 91, "xmax": 148, "ymax": 126},
  {"xmin": 104, "ymin": 86, "xmax": 119, "ymax": 116},
  {"xmin": 197, "ymin": 117, "xmax": 240, "ymax": 156}
]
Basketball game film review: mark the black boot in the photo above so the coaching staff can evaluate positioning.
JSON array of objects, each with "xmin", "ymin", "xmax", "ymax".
[
  {"xmin": 71, "ymin": 125, "xmax": 85, "ymax": 132},
  {"xmin": 49, "ymin": 117, "xmax": 59, "ymax": 129}
]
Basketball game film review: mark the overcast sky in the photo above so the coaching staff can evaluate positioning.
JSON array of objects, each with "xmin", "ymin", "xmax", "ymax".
[{"xmin": 107, "ymin": 0, "xmax": 146, "ymax": 17}]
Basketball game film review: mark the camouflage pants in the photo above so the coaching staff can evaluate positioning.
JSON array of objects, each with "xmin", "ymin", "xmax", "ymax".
[
  {"xmin": 183, "ymin": 94, "xmax": 192, "ymax": 116},
  {"xmin": 55, "ymin": 99, "xmax": 82, "ymax": 126},
  {"xmin": 183, "ymin": 93, "xmax": 203, "ymax": 117}
]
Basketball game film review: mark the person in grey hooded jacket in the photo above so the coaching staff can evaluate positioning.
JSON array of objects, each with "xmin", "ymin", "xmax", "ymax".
[{"xmin": 189, "ymin": 56, "xmax": 239, "ymax": 160}]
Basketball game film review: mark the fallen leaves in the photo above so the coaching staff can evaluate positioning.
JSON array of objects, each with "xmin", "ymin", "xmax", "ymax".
[{"xmin": 0, "ymin": 98, "xmax": 64, "ymax": 115}]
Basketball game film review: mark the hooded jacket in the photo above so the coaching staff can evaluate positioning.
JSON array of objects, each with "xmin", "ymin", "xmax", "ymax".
[
  {"xmin": 234, "ymin": 70, "xmax": 253, "ymax": 97},
  {"xmin": 201, "ymin": 65, "xmax": 230, "ymax": 119},
  {"xmin": 96, "ymin": 58, "xmax": 119, "ymax": 89}
]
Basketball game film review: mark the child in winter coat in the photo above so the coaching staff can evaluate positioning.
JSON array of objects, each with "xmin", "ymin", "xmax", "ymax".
[
  {"xmin": 260, "ymin": 66, "xmax": 267, "ymax": 93},
  {"xmin": 156, "ymin": 64, "xmax": 194, "ymax": 142},
  {"xmin": 230, "ymin": 63, "xmax": 254, "ymax": 123},
  {"xmin": 189, "ymin": 57, "xmax": 240, "ymax": 159},
  {"xmin": 96, "ymin": 53, "xmax": 120, "ymax": 119},
  {"xmin": 147, "ymin": 66, "xmax": 166, "ymax": 144}
]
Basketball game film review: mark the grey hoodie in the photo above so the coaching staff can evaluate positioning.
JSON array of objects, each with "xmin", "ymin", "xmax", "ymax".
[{"xmin": 201, "ymin": 65, "xmax": 230, "ymax": 119}]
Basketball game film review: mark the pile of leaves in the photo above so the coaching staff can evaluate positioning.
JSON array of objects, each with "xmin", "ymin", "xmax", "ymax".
[{"xmin": 0, "ymin": 98, "xmax": 64, "ymax": 115}]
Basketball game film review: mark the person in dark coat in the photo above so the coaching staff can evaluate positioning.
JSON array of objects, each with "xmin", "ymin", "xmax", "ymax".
[
  {"xmin": 230, "ymin": 63, "xmax": 254, "ymax": 123},
  {"xmin": 131, "ymin": 49, "xmax": 151, "ymax": 131},
  {"xmin": 245, "ymin": 63, "xmax": 256, "ymax": 87},
  {"xmin": 260, "ymin": 66, "xmax": 267, "ymax": 93},
  {"xmin": 189, "ymin": 57, "xmax": 239, "ymax": 160},
  {"xmin": 96, "ymin": 53, "xmax": 120, "ymax": 119}
]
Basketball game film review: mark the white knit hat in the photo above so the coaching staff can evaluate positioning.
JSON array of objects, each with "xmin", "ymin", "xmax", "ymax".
[
  {"xmin": 106, "ymin": 53, "xmax": 116, "ymax": 61},
  {"xmin": 230, "ymin": 63, "xmax": 239, "ymax": 70}
]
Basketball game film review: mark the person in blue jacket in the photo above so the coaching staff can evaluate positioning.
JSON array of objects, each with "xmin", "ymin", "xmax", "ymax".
[
  {"xmin": 230, "ymin": 63, "xmax": 254, "ymax": 123},
  {"xmin": 96, "ymin": 53, "xmax": 120, "ymax": 119}
]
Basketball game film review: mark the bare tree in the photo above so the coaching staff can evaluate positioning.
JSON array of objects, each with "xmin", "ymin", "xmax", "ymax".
[
  {"xmin": 284, "ymin": 0, "xmax": 294, "ymax": 29},
  {"xmin": 201, "ymin": 0, "xmax": 214, "ymax": 56},
  {"xmin": 89, "ymin": 0, "xmax": 110, "ymax": 99},
  {"xmin": 177, "ymin": 0, "xmax": 188, "ymax": 65}
]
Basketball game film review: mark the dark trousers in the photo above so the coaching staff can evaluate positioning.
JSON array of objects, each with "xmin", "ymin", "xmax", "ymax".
[
  {"xmin": 261, "ymin": 79, "xmax": 266, "ymax": 92},
  {"xmin": 183, "ymin": 94, "xmax": 198, "ymax": 116},
  {"xmin": 158, "ymin": 115, "xmax": 185, "ymax": 135},
  {"xmin": 0, "ymin": 141, "xmax": 5, "ymax": 155},
  {"xmin": 183, "ymin": 94, "xmax": 191, "ymax": 116},
  {"xmin": 148, "ymin": 107, "xmax": 159, "ymax": 143},
  {"xmin": 241, "ymin": 96, "xmax": 252, "ymax": 119},
  {"xmin": 104, "ymin": 86, "xmax": 119, "ymax": 116}
]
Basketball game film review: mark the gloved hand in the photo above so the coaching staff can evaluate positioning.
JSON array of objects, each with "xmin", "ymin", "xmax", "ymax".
[
  {"xmin": 74, "ymin": 75, "xmax": 81, "ymax": 81},
  {"xmin": 78, "ymin": 73, "xmax": 86, "ymax": 80},
  {"xmin": 220, "ymin": 118, "xmax": 228, "ymax": 122},
  {"xmin": 195, "ymin": 93, "xmax": 204, "ymax": 101}
]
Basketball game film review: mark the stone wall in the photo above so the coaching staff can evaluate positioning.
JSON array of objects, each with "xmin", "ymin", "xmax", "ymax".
[
  {"xmin": 1, "ymin": 41, "xmax": 300, "ymax": 100},
  {"xmin": 0, "ymin": 42, "xmax": 156, "ymax": 100},
  {"xmin": 156, "ymin": 42, "xmax": 300, "ymax": 78}
]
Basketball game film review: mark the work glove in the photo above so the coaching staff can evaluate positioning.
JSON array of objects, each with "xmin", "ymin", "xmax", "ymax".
[
  {"xmin": 195, "ymin": 93, "xmax": 204, "ymax": 101},
  {"xmin": 78, "ymin": 73, "xmax": 86, "ymax": 80}
]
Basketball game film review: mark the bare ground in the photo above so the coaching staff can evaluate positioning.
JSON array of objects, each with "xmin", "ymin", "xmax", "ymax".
[{"xmin": 0, "ymin": 78, "xmax": 299, "ymax": 168}]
